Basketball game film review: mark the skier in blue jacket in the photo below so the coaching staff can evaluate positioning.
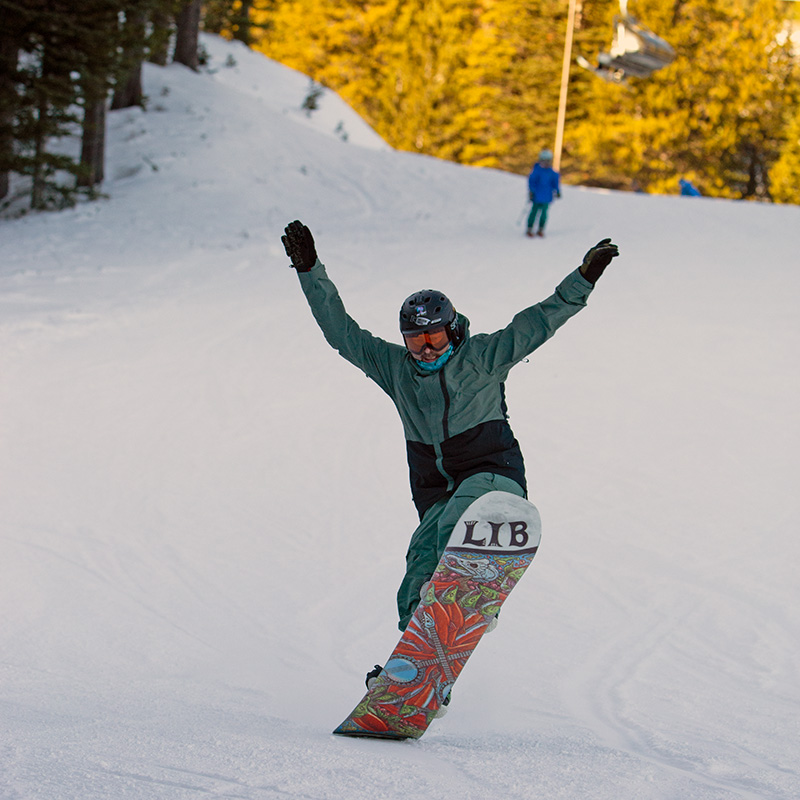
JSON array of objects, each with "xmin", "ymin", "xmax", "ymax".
[{"xmin": 526, "ymin": 149, "xmax": 561, "ymax": 238}]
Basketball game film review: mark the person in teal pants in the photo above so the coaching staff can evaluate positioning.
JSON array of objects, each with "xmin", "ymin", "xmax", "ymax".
[
  {"xmin": 526, "ymin": 149, "xmax": 561, "ymax": 237},
  {"xmin": 281, "ymin": 222, "xmax": 618, "ymax": 647}
]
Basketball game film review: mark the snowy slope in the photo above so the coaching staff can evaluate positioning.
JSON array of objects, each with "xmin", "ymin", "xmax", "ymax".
[{"xmin": 1, "ymin": 34, "xmax": 799, "ymax": 800}]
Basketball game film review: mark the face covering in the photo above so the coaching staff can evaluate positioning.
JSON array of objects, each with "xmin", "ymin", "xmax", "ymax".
[{"xmin": 415, "ymin": 344, "xmax": 453, "ymax": 372}]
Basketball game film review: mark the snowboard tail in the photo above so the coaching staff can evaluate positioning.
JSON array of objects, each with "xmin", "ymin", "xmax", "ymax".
[{"xmin": 333, "ymin": 491, "xmax": 541, "ymax": 740}]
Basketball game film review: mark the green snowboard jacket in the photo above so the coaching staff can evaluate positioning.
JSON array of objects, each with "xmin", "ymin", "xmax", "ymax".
[{"xmin": 298, "ymin": 261, "xmax": 594, "ymax": 518}]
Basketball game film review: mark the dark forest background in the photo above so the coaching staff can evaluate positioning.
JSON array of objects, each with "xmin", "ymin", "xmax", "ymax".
[{"xmin": 1, "ymin": 0, "xmax": 798, "ymax": 212}]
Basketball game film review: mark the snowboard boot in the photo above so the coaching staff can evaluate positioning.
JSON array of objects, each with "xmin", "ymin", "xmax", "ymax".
[
  {"xmin": 435, "ymin": 688, "xmax": 453, "ymax": 718},
  {"xmin": 365, "ymin": 664, "xmax": 383, "ymax": 690}
]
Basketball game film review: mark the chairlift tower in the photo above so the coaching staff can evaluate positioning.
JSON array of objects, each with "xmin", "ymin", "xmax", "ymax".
[{"xmin": 553, "ymin": 0, "xmax": 676, "ymax": 172}]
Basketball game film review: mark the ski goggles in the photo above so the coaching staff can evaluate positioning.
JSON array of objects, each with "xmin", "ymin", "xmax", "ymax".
[{"xmin": 403, "ymin": 326, "xmax": 450, "ymax": 355}]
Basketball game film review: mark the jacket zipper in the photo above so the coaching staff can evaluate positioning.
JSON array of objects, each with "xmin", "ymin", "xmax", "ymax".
[{"xmin": 439, "ymin": 370, "xmax": 451, "ymax": 440}]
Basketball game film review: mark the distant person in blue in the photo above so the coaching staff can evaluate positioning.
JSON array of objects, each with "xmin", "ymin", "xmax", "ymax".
[
  {"xmin": 679, "ymin": 178, "xmax": 701, "ymax": 196},
  {"xmin": 526, "ymin": 149, "xmax": 561, "ymax": 238}
]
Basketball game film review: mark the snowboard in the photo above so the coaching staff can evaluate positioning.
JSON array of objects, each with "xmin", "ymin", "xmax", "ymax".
[{"xmin": 332, "ymin": 491, "xmax": 542, "ymax": 740}]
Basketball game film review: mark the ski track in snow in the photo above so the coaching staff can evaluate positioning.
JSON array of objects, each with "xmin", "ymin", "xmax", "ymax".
[
  {"xmin": 1, "ymin": 33, "xmax": 799, "ymax": 800},
  {"xmin": 559, "ymin": 576, "xmax": 792, "ymax": 799}
]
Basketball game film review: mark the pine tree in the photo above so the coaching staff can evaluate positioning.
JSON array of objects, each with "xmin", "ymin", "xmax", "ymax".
[
  {"xmin": 206, "ymin": 0, "xmax": 277, "ymax": 46},
  {"xmin": 175, "ymin": 0, "xmax": 202, "ymax": 70},
  {"xmin": 12, "ymin": 1, "xmax": 85, "ymax": 209},
  {"xmin": 770, "ymin": 107, "xmax": 800, "ymax": 205},
  {"xmin": 148, "ymin": 4, "xmax": 173, "ymax": 66},
  {"xmin": 111, "ymin": 6, "xmax": 148, "ymax": 110},
  {"xmin": 1, "ymin": 1, "xmax": 176, "ymax": 208},
  {"xmin": 255, "ymin": 0, "xmax": 621, "ymax": 175},
  {"xmin": 258, "ymin": 1, "xmax": 518, "ymax": 167},
  {"xmin": 568, "ymin": 0, "xmax": 798, "ymax": 196},
  {"xmin": 355, "ymin": 0, "xmax": 496, "ymax": 163},
  {"xmin": 77, "ymin": 1, "xmax": 129, "ymax": 190},
  {"xmin": 0, "ymin": 2, "xmax": 25, "ymax": 200}
]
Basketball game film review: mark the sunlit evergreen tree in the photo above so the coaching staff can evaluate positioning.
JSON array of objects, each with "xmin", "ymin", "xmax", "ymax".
[
  {"xmin": 205, "ymin": 0, "xmax": 278, "ymax": 46},
  {"xmin": 257, "ymin": 0, "xmax": 507, "ymax": 165},
  {"xmin": 569, "ymin": 0, "xmax": 798, "ymax": 197},
  {"xmin": 770, "ymin": 106, "xmax": 800, "ymax": 204}
]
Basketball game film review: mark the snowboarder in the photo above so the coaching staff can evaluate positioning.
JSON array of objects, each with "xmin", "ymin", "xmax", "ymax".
[
  {"xmin": 526, "ymin": 149, "xmax": 561, "ymax": 237},
  {"xmin": 281, "ymin": 221, "xmax": 618, "ymax": 638}
]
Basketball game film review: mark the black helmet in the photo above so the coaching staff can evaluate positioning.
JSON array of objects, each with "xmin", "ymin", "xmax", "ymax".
[{"xmin": 399, "ymin": 290, "xmax": 456, "ymax": 334}]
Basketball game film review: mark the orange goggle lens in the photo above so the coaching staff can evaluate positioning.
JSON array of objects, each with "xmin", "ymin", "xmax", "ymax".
[{"xmin": 403, "ymin": 327, "xmax": 450, "ymax": 355}]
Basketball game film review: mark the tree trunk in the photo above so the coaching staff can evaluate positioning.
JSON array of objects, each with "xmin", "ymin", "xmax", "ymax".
[
  {"xmin": 111, "ymin": 63, "xmax": 142, "ymax": 110},
  {"xmin": 233, "ymin": 0, "xmax": 253, "ymax": 47},
  {"xmin": 174, "ymin": 0, "xmax": 201, "ymax": 71},
  {"xmin": 149, "ymin": 8, "xmax": 172, "ymax": 66},
  {"xmin": 78, "ymin": 88, "xmax": 106, "ymax": 187},
  {"xmin": 0, "ymin": 25, "xmax": 20, "ymax": 200},
  {"xmin": 111, "ymin": 9, "xmax": 146, "ymax": 110},
  {"xmin": 31, "ymin": 93, "xmax": 49, "ymax": 209}
]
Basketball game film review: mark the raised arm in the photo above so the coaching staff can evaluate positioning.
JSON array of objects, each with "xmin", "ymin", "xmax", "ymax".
[
  {"xmin": 476, "ymin": 238, "xmax": 619, "ymax": 372},
  {"xmin": 281, "ymin": 220, "xmax": 401, "ymax": 392}
]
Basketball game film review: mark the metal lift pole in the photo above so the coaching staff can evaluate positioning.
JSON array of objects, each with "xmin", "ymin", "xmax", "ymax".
[{"xmin": 554, "ymin": 0, "xmax": 578, "ymax": 173}]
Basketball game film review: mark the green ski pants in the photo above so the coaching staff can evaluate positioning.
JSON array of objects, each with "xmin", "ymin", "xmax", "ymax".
[
  {"xmin": 396, "ymin": 472, "xmax": 526, "ymax": 631},
  {"xmin": 526, "ymin": 201, "xmax": 550, "ymax": 232}
]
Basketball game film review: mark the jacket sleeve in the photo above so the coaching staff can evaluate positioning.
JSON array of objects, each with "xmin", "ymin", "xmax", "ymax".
[
  {"xmin": 474, "ymin": 268, "xmax": 594, "ymax": 375},
  {"xmin": 531, "ymin": 165, "xmax": 543, "ymax": 192},
  {"xmin": 297, "ymin": 260, "xmax": 400, "ymax": 394}
]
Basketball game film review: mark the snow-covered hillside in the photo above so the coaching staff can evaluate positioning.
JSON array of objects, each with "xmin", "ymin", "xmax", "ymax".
[{"xmin": 1, "ymin": 34, "xmax": 799, "ymax": 800}]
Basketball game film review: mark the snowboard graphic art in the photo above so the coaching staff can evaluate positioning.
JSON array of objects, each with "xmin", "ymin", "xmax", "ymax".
[{"xmin": 333, "ymin": 491, "xmax": 541, "ymax": 740}]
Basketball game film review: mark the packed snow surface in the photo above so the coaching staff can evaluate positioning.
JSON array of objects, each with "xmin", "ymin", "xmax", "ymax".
[{"xmin": 1, "ymin": 35, "xmax": 799, "ymax": 800}]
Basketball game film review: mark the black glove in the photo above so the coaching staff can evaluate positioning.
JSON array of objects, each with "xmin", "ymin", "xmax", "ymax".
[
  {"xmin": 282, "ymin": 220, "xmax": 318, "ymax": 273},
  {"xmin": 580, "ymin": 238, "xmax": 619, "ymax": 284}
]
